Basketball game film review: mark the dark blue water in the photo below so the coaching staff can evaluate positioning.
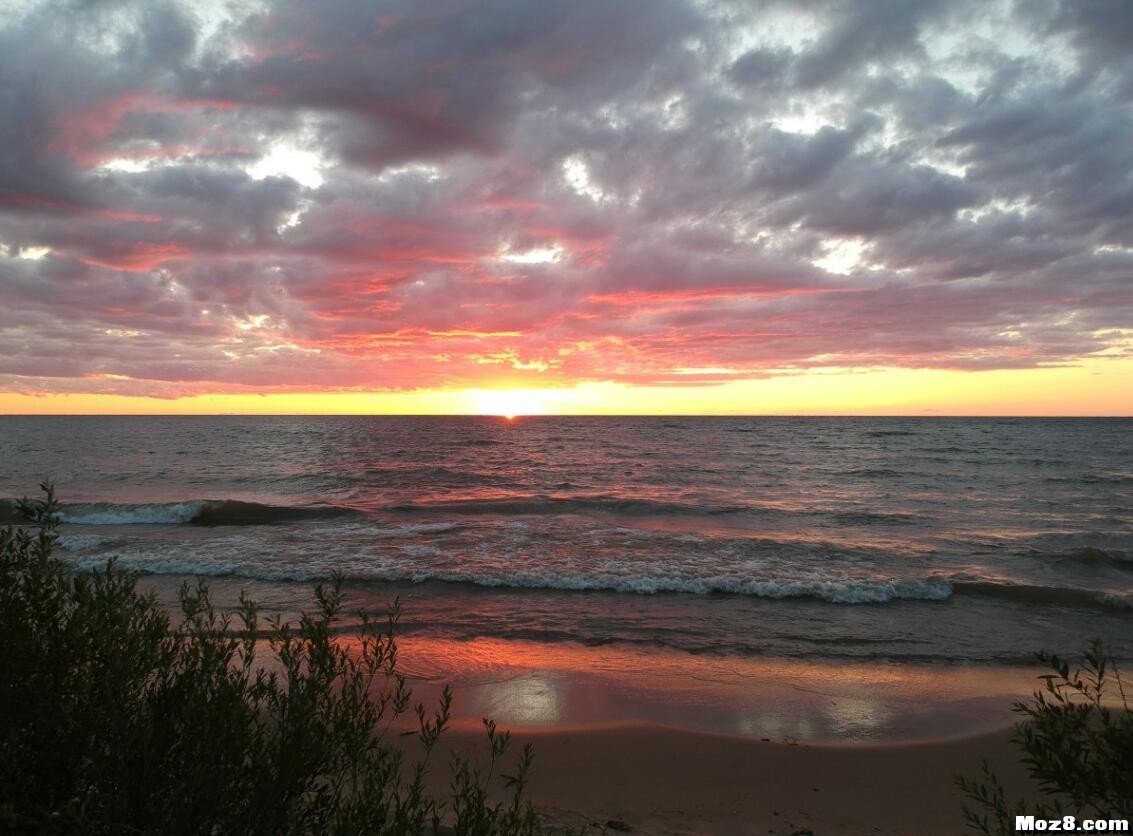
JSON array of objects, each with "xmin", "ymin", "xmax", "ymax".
[{"xmin": 2, "ymin": 416, "xmax": 1130, "ymax": 663}]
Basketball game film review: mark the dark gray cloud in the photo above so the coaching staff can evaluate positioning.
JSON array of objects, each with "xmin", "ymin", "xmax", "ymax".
[
  {"xmin": 0, "ymin": 0, "xmax": 1131, "ymax": 396},
  {"xmin": 792, "ymin": 0, "xmax": 952, "ymax": 89}
]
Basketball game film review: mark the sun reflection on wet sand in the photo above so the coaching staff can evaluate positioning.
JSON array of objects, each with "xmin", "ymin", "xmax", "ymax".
[
  {"xmin": 383, "ymin": 635, "xmax": 1044, "ymax": 743},
  {"xmin": 469, "ymin": 673, "xmax": 565, "ymax": 726}
]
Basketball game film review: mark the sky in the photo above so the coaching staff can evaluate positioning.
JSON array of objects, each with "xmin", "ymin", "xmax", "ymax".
[{"xmin": 1, "ymin": 0, "xmax": 1131, "ymax": 415}]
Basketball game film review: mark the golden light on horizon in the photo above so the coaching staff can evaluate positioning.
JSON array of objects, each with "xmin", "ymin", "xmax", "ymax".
[
  {"xmin": 1, "ymin": 358, "xmax": 1131, "ymax": 416},
  {"xmin": 3, "ymin": 1, "xmax": 1131, "ymax": 425}
]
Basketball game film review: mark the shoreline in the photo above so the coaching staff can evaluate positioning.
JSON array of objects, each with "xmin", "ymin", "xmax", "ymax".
[
  {"xmin": 139, "ymin": 574, "xmax": 1049, "ymax": 745},
  {"xmin": 144, "ymin": 578, "xmax": 1050, "ymax": 832},
  {"xmin": 135, "ymin": 574, "xmax": 1052, "ymax": 831}
]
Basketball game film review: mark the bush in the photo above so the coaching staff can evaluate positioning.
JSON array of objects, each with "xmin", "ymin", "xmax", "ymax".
[
  {"xmin": 957, "ymin": 641, "xmax": 1133, "ymax": 835},
  {"xmin": 0, "ymin": 483, "xmax": 543, "ymax": 835}
]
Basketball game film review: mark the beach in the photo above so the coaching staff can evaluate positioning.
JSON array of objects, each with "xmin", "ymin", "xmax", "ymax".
[
  {"xmin": 374, "ymin": 629, "xmax": 1039, "ymax": 834},
  {"xmin": 397, "ymin": 639, "xmax": 1040, "ymax": 834},
  {"xmin": 141, "ymin": 573, "xmax": 1045, "ymax": 833},
  {"xmin": 432, "ymin": 725, "xmax": 1026, "ymax": 835}
]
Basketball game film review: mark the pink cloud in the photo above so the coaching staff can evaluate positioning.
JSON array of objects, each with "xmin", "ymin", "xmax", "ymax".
[{"xmin": 0, "ymin": 0, "xmax": 1131, "ymax": 399}]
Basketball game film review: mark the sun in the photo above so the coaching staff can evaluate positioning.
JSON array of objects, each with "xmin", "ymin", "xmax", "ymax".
[{"xmin": 470, "ymin": 388, "xmax": 547, "ymax": 418}]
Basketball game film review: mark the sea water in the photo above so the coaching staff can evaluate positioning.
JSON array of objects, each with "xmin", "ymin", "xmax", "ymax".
[{"xmin": 2, "ymin": 415, "xmax": 1130, "ymax": 665}]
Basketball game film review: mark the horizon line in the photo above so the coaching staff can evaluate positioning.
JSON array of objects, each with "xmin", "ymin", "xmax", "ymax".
[{"xmin": 3, "ymin": 413, "xmax": 1131, "ymax": 419}]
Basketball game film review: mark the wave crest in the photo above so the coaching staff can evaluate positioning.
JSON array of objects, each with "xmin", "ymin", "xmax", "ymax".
[{"xmin": 46, "ymin": 499, "xmax": 358, "ymax": 526}]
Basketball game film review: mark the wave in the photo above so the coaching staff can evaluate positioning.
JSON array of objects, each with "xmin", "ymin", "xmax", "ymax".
[
  {"xmin": 193, "ymin": 501, "xmax": 358, "ymax": 526},
  {"xmin": 362, "ymin": 465, "xmax": 509, "ymax": 486},
  {"xmin": 39, "ymin": 499, "xmax": 359, "ymax": 526},
  {"xmin": 435, "ymin": 573, "xmax": 955, "ymax": 604},
  {"xmin": 389, "ymin": 495, "xmax": 752, "ymax": 517},
  {"xmin": 59, "ymin": 544, "xmax": 953, "ymax": 604},
  {"xmin": 62, "ymin": 501, "xmax": 204, "ymax": 525},
  {"xmin": 1021, "ymin": 533, "xmax": 1132, "ymax": 565},
  {"xmin": 951, "ymin": 580, "xmax": 1133, "ymax": 611},
  {"xmin": 369, "ymin": 521, "xmax": 463, "ymax": 537},
  {"xmin": 56, "ymin": 533, "xmax": 1133, "ymax": 612},
  {"xmin": 1045, "ymin": 473, "xmax": 1133, "ymax": 485},
  {"xmin": 1048, "ymin": 546, "xmax": 1132, "ymax": 568},
  {"xmin": 387, "ymin": 494, "xmax": 922, "ymax": 526},
  {"xmin": 831, "ymin": 511, "xmax": 919, "ymax": 526},
  {"xmin": 56, "ymin": 533, "xmax": 108, "ymax": 551},
  {"xmin": 841, "ymin": 468, "xmax": 903, "ymax": 478}
]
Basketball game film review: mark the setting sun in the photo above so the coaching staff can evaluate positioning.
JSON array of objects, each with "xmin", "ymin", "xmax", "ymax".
[{"xmin": 470, "ymin": 388, "xmax": 548, "ymax": 419}]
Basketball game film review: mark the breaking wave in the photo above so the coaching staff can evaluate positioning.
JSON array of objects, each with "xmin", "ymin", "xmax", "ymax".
[
  {"xmin": 39, "ymin": 499, "xmax": 360, "ymax": 526},
  {"xmin": 57, "ymin": 543, "xmax": 954, "ymax": 604}
]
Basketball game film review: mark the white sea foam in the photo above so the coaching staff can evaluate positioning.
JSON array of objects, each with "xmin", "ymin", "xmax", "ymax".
[
  {"xmin": 1097, "ymin": 591, "xmax": 1133, "ymax": 610},
  {"xmin": 373, "ymin": 521, "xmax": 462, "ymax": 537},
  {"xmin": 60, "ymin": 502, "xmax": 207, "ymax": 525},
  {"xmin": 61, "ymin": 550, "xmax": 316, "ymax": 582},
  {"xmin": 427, "ymin": 571, "xmax": 954, "ymax": 603},
  {"xmin": 56, "ymin": 541, "xmax": 954, "ymax": 603},
  {"xmin": 56, "ymin": 533, "xmax": 108, "ymax": 551}
]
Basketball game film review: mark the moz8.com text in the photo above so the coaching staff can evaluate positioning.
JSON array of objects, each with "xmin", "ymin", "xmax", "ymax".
[{"xmin": 1016, "ymin": 816, "xmax": 1129, "ymax": 832}]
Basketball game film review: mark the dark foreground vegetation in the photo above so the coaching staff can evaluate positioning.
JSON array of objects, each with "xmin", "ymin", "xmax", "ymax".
[
  {"xmin": 0, "ymin": 484, "xmax": 542, "ymax": 835},
  {"xmin": 958, "ymin": 641, "xmax": 1133, "ymax": 834}
]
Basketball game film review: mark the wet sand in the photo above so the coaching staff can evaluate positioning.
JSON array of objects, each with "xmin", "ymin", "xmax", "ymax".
[{"xmin": 390, "ymin": 634, "xmax": 1042, "ymax": 744}]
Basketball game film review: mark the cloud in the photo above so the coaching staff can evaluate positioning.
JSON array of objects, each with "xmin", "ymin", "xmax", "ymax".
[{"xmin": 0, "ymin": 0, "xmax": 1131, "ymax": 397}]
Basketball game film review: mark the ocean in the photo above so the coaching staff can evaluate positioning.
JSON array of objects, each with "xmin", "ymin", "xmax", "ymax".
[{"xmin": 2, "ymin": 416, "xmax": 1131, "ymax": 666}]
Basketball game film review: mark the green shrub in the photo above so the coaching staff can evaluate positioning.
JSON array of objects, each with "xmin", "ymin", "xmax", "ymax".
[
  {"xmin": 0, "ymin": 483, "xmax": 543, "ymax": 835},
  {"xmin": 957, "ymin": 641, "xmax": 1133, "ymax": 835}
]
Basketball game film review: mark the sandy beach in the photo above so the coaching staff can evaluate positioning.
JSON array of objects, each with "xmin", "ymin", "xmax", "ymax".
[
  {"xmin": 430, "ymin": 724, "xmax": 1026, "ymax": 835},
  {"xmin": 382, "ymin": 626, "xmax": 1041, "ymax": 834}
]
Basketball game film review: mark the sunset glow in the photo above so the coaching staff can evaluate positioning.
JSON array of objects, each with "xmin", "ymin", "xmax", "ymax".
[
  {"xmin": 1, "ymin": 1, "xmax": 1131, "ymax": 415},
  {"xmin": 2, "ymin": 358, "xmax": 1131, "ymax": 416},
  {"xmin": 471, "ymin": 389, "xmax": 549, "ymax": 419}
]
